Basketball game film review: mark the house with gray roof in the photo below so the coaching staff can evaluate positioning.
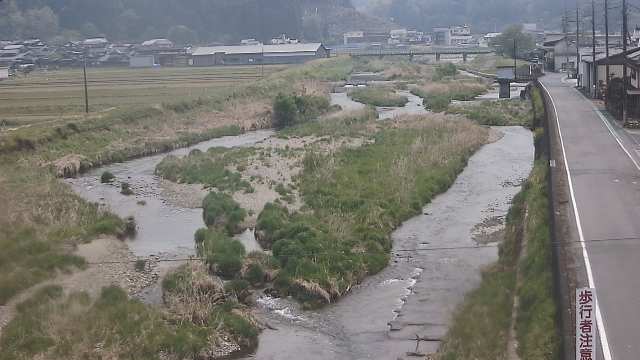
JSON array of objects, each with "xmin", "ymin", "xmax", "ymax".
[{"xmin": 191, "ymin": 43, "xmax": 329, "ymax": 66}]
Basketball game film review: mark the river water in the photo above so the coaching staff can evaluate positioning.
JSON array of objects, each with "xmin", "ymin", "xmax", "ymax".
[
  {"xmin": 67, "ymin": 91, "xmax": 533, "ymax": 359},
  {"xmin": 242, "ymin": 126, "xmax": 533, "ymax": 360},
  {"xmin": 66, "ymin": 130, "xmax": 274, "ymax": 257}
]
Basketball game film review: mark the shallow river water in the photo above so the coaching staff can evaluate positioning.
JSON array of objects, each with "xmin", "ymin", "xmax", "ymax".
[
  {"xmin": 67, "ymin": 92, "xmax": 533, "ymax": 359},
  {"xmin": 242, "ymin": 126, "xmax": 533, "ymax": 360},
  {"xmin": 67, "ymin": 130, "xmax": 274, "ymax": 257}
]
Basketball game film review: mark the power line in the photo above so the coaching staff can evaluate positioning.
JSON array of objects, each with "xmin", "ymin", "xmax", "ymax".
[{"xmin": 84, "ymin": 235, "xmax": 640, "ymax": 266}]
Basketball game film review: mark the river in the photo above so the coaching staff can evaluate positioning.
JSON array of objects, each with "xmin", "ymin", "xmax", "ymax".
[
  {"xmin": 66, "ymin": 130, "xmax": 274, "ymax": 257},
  {"xmin": 67, "ymin": 92, "xmax": 533, "ymax": 359},
  {"xmin": 242, "ymin": 126, "xmax": 533, "ymax": 360}
]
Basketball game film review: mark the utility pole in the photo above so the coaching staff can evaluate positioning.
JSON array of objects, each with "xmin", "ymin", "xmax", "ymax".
[
  {"xmin": 576, "ymin": 3, "xmax": 581, "ymax": 86},
  {"xmin": 83, "ymin": 56, "xmax": 89, "ymax": 114},
  {"xmin": 592, "ymin": 0, "xmax": 597, "ymax": 97},
  {"xmin": 623, "ymin": 0, "xmax": 628, "ymax": 123},
  {"xmin": 514, "ymin": 38, "xmax": 517, "ymax": 80},
  {"xmin": 605, "ymin": 0, "xmax": 610, "ymax": 104},
  {"xmin": 564, "ymin": 6, "xmax": 570, "ymax": 70}
]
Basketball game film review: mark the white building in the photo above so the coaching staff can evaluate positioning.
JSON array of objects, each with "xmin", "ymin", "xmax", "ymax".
[
  {"xmin": 433, "ymin": 25, "xmax": 473, "ymax": 46},
  {"xmin": 479, "ymin": 32, "xmax": 501, "ymax": 47},
  {"xmin": 141, "ymin": 39, "xmax": 174, "ymax": 49}
]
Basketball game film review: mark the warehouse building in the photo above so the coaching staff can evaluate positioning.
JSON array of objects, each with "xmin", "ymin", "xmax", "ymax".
[{"xmin": 191, "ymin": 43, "xmax": 329, "ymax": 66}]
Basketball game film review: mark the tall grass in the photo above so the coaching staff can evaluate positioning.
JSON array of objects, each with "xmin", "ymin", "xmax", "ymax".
[
  {"xmin": 1, "ymin": 278, "xmax": 258, "ymax": 359},
  {"xmin": 349, "ymin": 87, "xmax": 409, "ymax": 107},
  {"xmin": 155, "ymin": 147, "xmax": 255, "ymax": 192},
  {"xmin": 515, "ymin": 162, "xmax": 559, "ymax": 359},
  {"xmin": 411, "ymin": 80, "xmax": 489, "ymax": 112},
  {"xmin": 279, "ymin": 107, "xmax": 378, "ymax": 138},
  {"xmin": 448, "ymin": 99, "xmax": 533, "ymax": 127},
  {"xmin": 0, "ymin": 159, "xmax": 131, "ymax": 305}
]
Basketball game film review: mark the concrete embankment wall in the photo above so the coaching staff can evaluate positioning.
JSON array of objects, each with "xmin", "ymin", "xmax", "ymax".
[{"xmin": 537, "ymin": 80, "xmax": 580, "ymax": 360}]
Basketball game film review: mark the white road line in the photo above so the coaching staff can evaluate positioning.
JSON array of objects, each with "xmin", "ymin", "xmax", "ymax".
[
  {"xmin": 539, "ymin": 81, "xmax": 613, "ymax": 360},
  {"xmin": 572, "ymin": 89, "xmax": 640, "ymax": 172}
]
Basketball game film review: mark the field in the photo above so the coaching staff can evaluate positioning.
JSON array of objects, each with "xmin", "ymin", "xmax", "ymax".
[{"xmin": 0, "ymin": 65, "xmax": 286, "ymax": 128}]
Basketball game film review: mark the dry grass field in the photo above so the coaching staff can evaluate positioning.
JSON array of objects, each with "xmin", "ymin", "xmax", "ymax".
[{"xmin": 0, "ymin": 65, "xmax": 287, "ymax": 128}]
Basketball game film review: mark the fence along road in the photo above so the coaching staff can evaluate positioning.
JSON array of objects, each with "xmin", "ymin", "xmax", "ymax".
[{"xmin": 540, "ymin": 72, "xmax": 640, "ymax": 360}]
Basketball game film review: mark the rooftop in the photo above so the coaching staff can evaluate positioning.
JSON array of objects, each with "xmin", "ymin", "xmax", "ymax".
[{"xmin": 192, "ymin": 43, "xmax": 324, "ymax": 56}]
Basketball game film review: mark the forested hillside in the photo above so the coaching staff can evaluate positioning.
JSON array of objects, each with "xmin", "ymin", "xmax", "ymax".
[
  {"xmin": 0, "ymin": 0, "xmax": 388, "ymax": 43},
  {"xmin": 352, "ymin": 0, "xmax": 564, "ymax": 32}
]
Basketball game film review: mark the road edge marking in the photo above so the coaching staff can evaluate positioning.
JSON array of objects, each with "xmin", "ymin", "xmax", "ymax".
[
  {"xmin": 539, "ymin": 81, "xmax": 613, "ymax": 360},
  {"xmin": 571, "ymin": 86, "xmax": 640, "ymax": 171}
]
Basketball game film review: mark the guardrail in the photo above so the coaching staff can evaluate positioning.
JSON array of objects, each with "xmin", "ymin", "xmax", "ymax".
[{"xmin": 332, "ymin": 47, "xmax": 494, "ymax": 57}]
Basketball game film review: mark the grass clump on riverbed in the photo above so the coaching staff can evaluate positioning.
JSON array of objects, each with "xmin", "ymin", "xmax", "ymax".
[
  {"xmin": 348, "ymin": 87, "xmax": 409, "ymax": 107},
  {"xmin": 272, "ymin": 94, "xmax": 332, "ymax": 129},
  {"xmin": 155, "ymin": 147, "xmax": 255, "ymax": 193},
  {"xmin": 448, "ymin": 99, "xmax": 533, "ymax": 127},
  {"xmin": 279, "ymin": 107, "xmax": 378, "ymax": 138},
  {"xmin": 256, "ymin": 115, "xmax": 489, "ymax": 306},
  {"xmin": 410, "ymin": 80, "xmax": 489, "ymax": 112}
]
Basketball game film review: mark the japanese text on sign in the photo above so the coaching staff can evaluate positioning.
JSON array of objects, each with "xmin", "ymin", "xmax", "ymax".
[{"xmin": 576, "ymin": 288, "xmax": 597, "ymax": 360}]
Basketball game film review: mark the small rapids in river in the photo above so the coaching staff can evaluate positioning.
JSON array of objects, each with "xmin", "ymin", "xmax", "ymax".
[{"xmin": 68, "ymin": 88, "xmax": 533, "ymax": 359}]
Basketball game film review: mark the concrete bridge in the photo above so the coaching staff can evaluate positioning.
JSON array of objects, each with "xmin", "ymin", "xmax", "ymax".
[{"xmin": 332, "ymin": 47, "xmax": 494, "ymax": 62}]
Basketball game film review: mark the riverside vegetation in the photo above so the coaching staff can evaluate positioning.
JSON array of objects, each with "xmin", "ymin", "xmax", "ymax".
[
  {"xmin": 348, "ymin": 87, "xmax": 409, "ymax": 107},
  {"xmin": 157, "ymin": 104, "xmax": 489, "ymax": 307},
  {"xmin": 0, "ymin": 55, "xmax": 522, "ymax": 358},
  {"xmin": 396, "ymin": 62, "xmax": 491, "ymax": 113},
  {"xmin": 0, "ymin": 56, "xmax": 368, "ymax": 358}
]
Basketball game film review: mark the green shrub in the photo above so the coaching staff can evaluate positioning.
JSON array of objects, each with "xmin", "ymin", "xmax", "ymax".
[
  {"xmin": 100, "ymin": 171, "xmax": 115, "ymax": 183},
  {"xmin": 272, "ymin": 93, "xmax": 330, "ymax": 129},
  {"xmin": 196, "ymin": 228, "xmax": 246, "ymax": 279},
  {"xmin": 433, "ymin": 63, "xmax": 458, "ymax": 80},
  {"xmin": 120, "ymin": 182, "xmax": 133, "ymax": 196},
  {"xmin": 255, "ymin": 203, "xmax": 289, "ymax": 249},
  {"xmin": 244, "ymin": 263, "xmax": 265, "ymax": 285},
  {"xmin": 273, "ymin": 93, "xmax": 299, "ymax": 128},
  {"xmin": 202, "ymin": 192, "xmax": 246, "ymax": 235},
  {"xmin": 424, "ymin": 94, "xmax": 451, "ymax": 112}
]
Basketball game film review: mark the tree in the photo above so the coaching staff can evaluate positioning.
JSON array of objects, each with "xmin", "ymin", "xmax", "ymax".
[
  {"xmin": 167, "ymin": 25, "xmax": 197, "ymax": 45},
  {"xmin": 80, "ymin": 22, "xmax": 100, "ymax": 38},
  {"xmin": 272, "ymin": 94, "xmax": 299, "ymax": 129},
  {"xmin": 491, "ymin": 25, "xmax": 535, "ymax": 58},
  {"xmin": 302, "ymin": 14, "xmax": 324, "ymax": 41},
  {"xmin": 22, "ymin": 7, "xmax": 59, "ymax": 39}
]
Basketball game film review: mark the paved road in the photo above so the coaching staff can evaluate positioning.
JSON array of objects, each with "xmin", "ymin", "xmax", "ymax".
[{"xmin": 541, "ymin": 73, "xmax": 640, "ymax": 360}]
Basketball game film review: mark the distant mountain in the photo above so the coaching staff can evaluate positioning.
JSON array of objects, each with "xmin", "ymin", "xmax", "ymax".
[
  {"xmin": 0, "ymin": 0, "xmax": 391, "ymax": 44},
  {"xmin": 352, "ymin": 0, "xmax": 564, "ymax": 32}
]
